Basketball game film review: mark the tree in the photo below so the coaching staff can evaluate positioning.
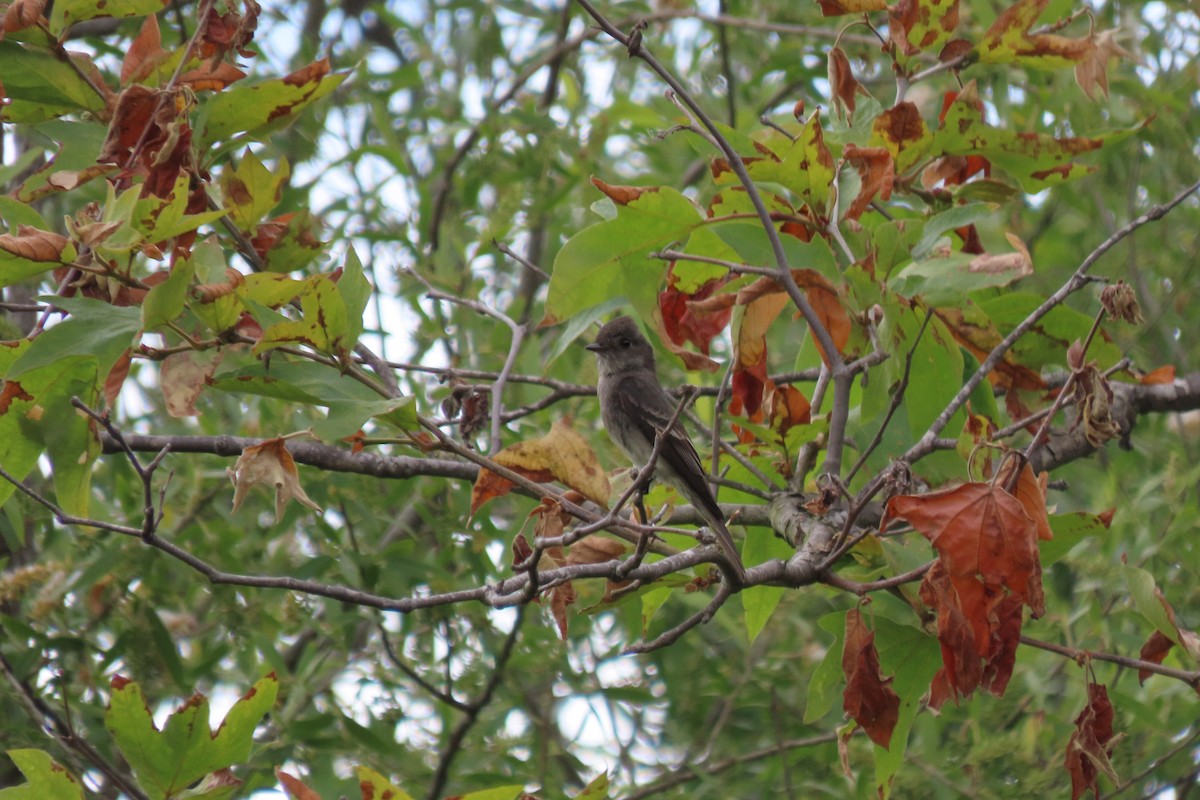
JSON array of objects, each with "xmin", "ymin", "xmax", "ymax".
[{"xmin": 0, "ymin": 0, "xmax": 1198, "ymax": 798}]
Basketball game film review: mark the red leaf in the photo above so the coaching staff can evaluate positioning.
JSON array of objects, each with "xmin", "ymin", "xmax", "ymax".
[
  {"xmin": 658, "ymin": 268, "xmax": 732, "ymax": 356},
  {"xmin": 841, "ymin": 608, "xmax": 900, "ymax": 748}
]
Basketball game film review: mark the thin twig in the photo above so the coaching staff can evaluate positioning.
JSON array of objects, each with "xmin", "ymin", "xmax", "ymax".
[{"xmin": 909, "ymin": 177, "xmax": 1200, "ymax": 459}]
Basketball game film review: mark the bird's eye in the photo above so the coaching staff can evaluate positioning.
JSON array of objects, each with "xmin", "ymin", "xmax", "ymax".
[{"xmin": 619, "ymin": 337, "xmax": 632, "ymax": 348}]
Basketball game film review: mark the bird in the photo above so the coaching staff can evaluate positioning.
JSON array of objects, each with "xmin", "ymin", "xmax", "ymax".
[{"xmin": 586, "ymin": 316, "xmax": 749, "ymax": 583}]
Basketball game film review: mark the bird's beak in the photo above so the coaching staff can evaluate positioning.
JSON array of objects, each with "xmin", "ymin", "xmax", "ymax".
[{"xmin": 584, "ymin": 342, "xmax": 603, "ymax": 352}]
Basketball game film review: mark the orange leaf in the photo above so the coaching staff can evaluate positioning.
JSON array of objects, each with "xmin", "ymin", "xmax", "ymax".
[
  {"xmin": 765, "ymin": 384, "xmax": 811, "ymax": 435},
  {"xmin": 275, "ymin": 769, "xmax": 321, "ymax": 800},
  {"xmin": 121, "ymin": 14, "xmax": 169, "ymax": 85},
  {"xmin": 590, "ymin": 176, "xmax": 652, "ymax": 206},
  {"xmin": 794, "ymin": 269, "xmax": 851, "ymax": 365},
  {"xmin": 1139, "ymin": 365, "xmax": 1175, "ymax": 385},
  {"xmin": 884, "ymin": 482, "xmax": 1043, "ymax": 611},
  {"xmin": 2, "ymin": 0, "xmax": 43, "ymax": 34},
  {"xmin": 842, "ymin": 144, "xmax": 893, "ymax": 221},
  {"xmin": 227, "ymin": 437, "xmax": 322, "ymax": 523},
  {"xmin": 841, "ymin": 608, "xmax": 900, "ymax": 748}
]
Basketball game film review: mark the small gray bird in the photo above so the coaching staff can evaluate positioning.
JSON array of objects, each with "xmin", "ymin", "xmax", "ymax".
[{"xmin": 586, "ymin": 316, "xmax": 749, "ymax": 583}]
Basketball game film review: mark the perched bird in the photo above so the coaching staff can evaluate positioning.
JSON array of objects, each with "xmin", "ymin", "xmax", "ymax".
[{"xmin": 586, "ymin": 316, "xmax": 749, "ymax": 583}]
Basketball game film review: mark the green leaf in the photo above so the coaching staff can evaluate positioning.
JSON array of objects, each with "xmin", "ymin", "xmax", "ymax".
[
  {"xmin": 355, "ymin": 767, "xmax": 415, "ymax": 800},
  {"xmin": 238, "ymin": 273, "xmax": 307, "ymax": 309},
  {"xmin": 219, "ymin": 149, "xmax": 291, "ymax": 233},
  {"xmin": 932, "ymin": 82, "xmax": 1145, "ymax": 192},
  {"xmin": 257, "ymin": 276, "xmax": 348, "ymax": 355},
  {"xmin": 804, "ymin": 611, "xmax": 846, "ymax": 724},
  {"xmin": 49, "ymin": 0, "xmax": 168, "ymax": 35},
  {"xmin": 134, "ymin": 175, "xmax": 229, "ymax": 243},
  {"xmin": 143, "ymin": 260, "xmax": 196, "ymax": 331},
  {"xmin": 573, "ymin": 772, "xmax": 610, "ymax": 799},
  {"xmin": 0, "ymin": 341, "xmax": 97, "ymax": 514},
  {"xmin": 0, "ymin": 196, "xmax": 49, "ymax": 230},
  {"xmin": 210, "ymin": 360, "xmax": 414, "ymax": 433},
  {"xmin": 740, "ymin": 528, "xmax": 793, "ymax": 644},
  {"xmin": 459, "ymin": 787, "xmax": 525, "ymax": 800},
  {"xmin": 902, "ymin": 310, "xmax": 963, "ymax": 437},
  {"xmin": 1123, "ymin": 564, "xmax": 1178, "ymax": 644},
  {"xmin": 979, "ymin": 293, "xmax": 1122, "ymax": 370},
  {"xmin": 258, "ymin": 208, "xmax": 325, "ymax": 274},
  {"xmin": 105, "ymin": 673, "xmax": 279, "ymax": 800},
  {"xmin": 739, "ymin": 110, "xmax": 835, "ymax": 212},
  {"xmin": 18, "ymin": 121, "xmax": 109, "ymax": 201},
  {"xmin": 1042, "ymin": 511, "xmax": 1111, "ymax": 565},
  {"xmin": 889, "ymin": 251, "xmax": 1030, "ymax": 304},
  {"xmin": 196, "ymin": 62, "xmax": 350, "ymax": 147},
  {"xmin": 870, "ymin": 615, "xmax": 942, "ymax": 795},
  {"xmin": 910, "ymin": 203, "xmax": 997, "ymax": 261},
  {"xmin": 337, "ymin": 247, "xmax": 372, "ymax": 350},
  {"xmin": 0, "ymin": 41, "xmax": 107, "ymax": 122},
  {"xmin": 8, "ymin": 297, "xmax": 141, "ymax": 379},
  {"xmin": 544, "ymin": 186, "xmax": 703, "ymax": 325},
  {"xmin": 0, "ymin": 749, "xmax": 85, "ymax": 800}
]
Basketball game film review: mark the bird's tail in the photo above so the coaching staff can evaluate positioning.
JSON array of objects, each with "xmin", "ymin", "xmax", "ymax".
[{"xmin": 709, "ymin": 517, "xmax": 749, "ymax": 584}]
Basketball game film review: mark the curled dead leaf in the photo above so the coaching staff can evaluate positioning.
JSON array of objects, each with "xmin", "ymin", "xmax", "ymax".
[
  {"xmin": 1064, "ymin": 683, "xmax": 1121, "ymax": 800},
  {"xmin": 842, "ymin": 608, "xmax": 900, "ymax": 748},
  {"xmin": 828, "ymin": 47, "xmax": 870, "ymax": 122},
  {"xmin": 0, "ymin": 225, "xmax": 71, "ymax": 262},
  {"xmin": 1100, "ymin": 280, "xmax": 1143, "ymax": 325},
  {"xmin": 1074, "ymin": 29, "xmax": 1135, "ymax": 101},
  {"xmin": 227, "ymin": 437, "xmax": 322, "ymax": 523}
]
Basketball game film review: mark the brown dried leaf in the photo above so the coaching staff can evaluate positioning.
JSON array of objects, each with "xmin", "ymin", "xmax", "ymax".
[
  {"xmin": 0, "ymin": 225, "xmax": 70, "ymax": 262},
  {"xmin": 828, "ymin": 47, "xmax": 870, "ymax": 122},
  {"xmin": 1064, "ymin": 683, "xmax": 1121, "ymax": 799},
  {"xmin": 227, "ymin": 437, "xmax": 322, "ymax": 523},
  {"xmin": 566, "ymin": 535, "xmax": 627, "ymax": 566},
  {"xmin": 590, "ymin": 176, "xmax": 652, "ymax": 206},
  {"xmin": 121, "ymin": 14, "xmax": 168, "ymax": 85},
  {"xmin": 1099, "ymin": 279, "xmax": 1143, "ymax": 324},
  {"xmin": 842, "ymin": 608, "xmax": 900, "ymax": 748},
  {"xmin": 1074, "ymin": 29, "xmax": 1135, "ymax": 100},
  {"xmin": 2, "ymin": 0, "xmax": 43, "ymax": 34},
  {"xmin": 161, "ymin": 350, "xmax": 222, "ymax": 417}
]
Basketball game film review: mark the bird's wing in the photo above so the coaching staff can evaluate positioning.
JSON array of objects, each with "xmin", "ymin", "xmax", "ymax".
[{"xmin": 612, "ymin": 373, "xmax": 725, "ymax": 523}]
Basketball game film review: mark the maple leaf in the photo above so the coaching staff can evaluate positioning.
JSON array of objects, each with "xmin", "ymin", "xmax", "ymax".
[
  {"xmin": 841, "ymin": 608, "xmax": 900, "ymax": 748},
  {"xmin": 1074, "ymin": 29, "xmax": 1135, "ymax": 100},
  {"xmin": 470, "ymin": 419, "xmax": 611, "ymax": 515},
  {"xmin": 1064, "ymin": 683, "xmax": 1121, "ymax": 799},
  {"xmin": 227, "ymin": 437, "xmax": 322, "ymax": 523},
  {"xmin": 883, "ymin": 481, "xmax": 1043, "ymax": 610}
]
